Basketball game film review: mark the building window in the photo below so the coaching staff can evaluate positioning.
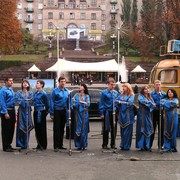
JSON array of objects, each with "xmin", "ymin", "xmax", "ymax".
[
  {"xmin": 100, "ymin": 4, "xmax": 106, "ymax": 11},
  {"xmin": 17, "ymin": 3, "xmax": 22, "ymax": 9},
  {"xmin": 48, "ymin": 22, "xmax": 53, "ymax": 29},
  {"xmin": 69, "ymin": 0, "xmax": 75, "ymax": 9},
  {"xmin": 102, "ymin": 25, "xmax": 105, "ymax": 31},
  {"xmin": 59, "ymin": 12, "xmax": 64, "ymax": 19},
  {"xmin": 48, "ymin": 0, "xmax": 54, "ymax": 5},
  {"xmin": 28, "ymin": 24, "xmax": 33, "ymax": 30},
  {"xmin": 91, "ymin": 13, "xmax": 96, "ymax": 20},
  {"xmin": 91, "ymin": 0, "xmax": 97, "ymax": 5},
  {"xmin": 91, "ymin": 23, "xmax": 96, "ymax": 30},
  {"xmin": 70, "ymin": 13, "xmax": 75, "ymax": 19},
  {"xmin": 38, "ymin": 3, "xmax": 43, "ymax": 9},
  {"xmin": 17, "ymin": 13, "xmax": 22, "ymax": 20},
  {"xmin": 58, "ymin": 2, "xmax": 65, "ymax": 8},
  {"xmin": 38, "ymin": 14, "xmax": 43, "ymax": 19},
  {"xmin": 79, "ymin": 3, "xmax": 87, "ymax": 9},
  {"xmin": 48, "ymin": 12, "xmax": 53, "ymax": 19},
  {"xmin": 80, "ymin": 13, "xmax": 86, "ymax": 20},
  {"xmin": 38, "ymin": 24, "xmax": 42, "ymax": 30},
  {"xmin": 101, "ymin": 14, "xmax": 106, "ymax": 21}
]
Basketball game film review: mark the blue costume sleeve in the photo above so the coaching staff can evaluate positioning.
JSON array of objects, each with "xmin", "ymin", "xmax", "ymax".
[{"xmin": 49, "ymin": 90, "xmax": 55, "ymax": 116}]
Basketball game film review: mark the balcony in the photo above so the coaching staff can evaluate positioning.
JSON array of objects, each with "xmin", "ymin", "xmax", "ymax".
[
  {"xmin": 25, "ymin": 7, "xmax": 34, "ymax": 13},
  {"xmin": 26, "ymin": 0, "xmax": 34, "ymax": 2},
  {"xmin": 24, "ymin": 19, "xmax": 34, "ymax": 23},
  {"xmin": 110, "ymin": 9, "xmax": 118, "ymax": 14},
  {"xmin": 110, "ymin": 0, "xmax": 117, "ymax": 3}
]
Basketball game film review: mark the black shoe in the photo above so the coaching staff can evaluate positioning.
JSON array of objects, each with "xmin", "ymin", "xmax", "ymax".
[
  {"xmin": 59, "ymin": 147, "xmax": 67, "ymax": 150},
  {"xmin": 4, "ymin": 148, "xmax": 14, "ymax": 152},
  {"xmin": 102, "ymin": 146, "xmax": 110, "ymax": 150},
  {"xmin": 54, "ymin": 148, "xmax": 59, "ymax": 152},
  {"xmin": 171, "ymin": 148, "xmax": 178, "ymax": 152},
  {"xmin": 111, "ymin": 146, "xmax": 117, "ymax": 149}
]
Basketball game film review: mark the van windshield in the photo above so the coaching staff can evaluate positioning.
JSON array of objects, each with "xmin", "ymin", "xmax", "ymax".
[{"xmin": 158, "ymin": 70, "xmax": 177, "ymax": 83}]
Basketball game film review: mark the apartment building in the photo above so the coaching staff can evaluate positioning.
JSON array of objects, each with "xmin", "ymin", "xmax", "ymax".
[{"xmin": 17, "ymin": 0, "xmax": 141, "ymax": 41}]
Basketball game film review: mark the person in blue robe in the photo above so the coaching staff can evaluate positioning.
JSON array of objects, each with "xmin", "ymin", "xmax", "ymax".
[
  {"xmin": 0, "ymin": 78, "xmax": 16, "ymax": 152},
  {"xmin": 136, "ymin": 85, "xmax": 156, "ymax": 151},
  {"xmin": 150, "ymin": 80, "xmax": 166, "ymax": 149},
  {"xmin": 161, "ymin": 89, "xmax": 178, "ymax": 152},
  {"xmin": 50, "ymin": 76, "xmax": 69, "ymax": 152},
  {"xmin": 99, "ymin": 77, "xmax": 119, "ymax": 149},
  {"xmin": 15, "ymin": 79, "xmax": 33, "ymax": 149},
  {"xmin": 116, "ymin": 82, "xmax": 135, "ymax": 150},
  {"xmin": 33, "ymin": 80, "xmax": 49, "ymax": 150},
  {"xmin": 72, "ymin": 83, "xmax": 90, "ymax": 150}
]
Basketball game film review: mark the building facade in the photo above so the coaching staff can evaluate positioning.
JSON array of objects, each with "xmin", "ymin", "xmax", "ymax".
[{"xmin": 17, "ymin": 0, "xmax": 141, "ymax": 41}]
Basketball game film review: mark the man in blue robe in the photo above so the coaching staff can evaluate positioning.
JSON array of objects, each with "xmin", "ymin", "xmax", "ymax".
[
  {"xmin": 0, "ymin": 78, "xmax": 16, "ymax": 152},
  {"xmin": 33, "ymin": 80, "xmax": 49, "ymax": 150},
  {"xmin": 150, "ymin": 80, "xmax": 166, "ymax": 149},
  {"xmin": 50, "ymin": 76, "xmax": 69, "ymax": 152},
  {"xmin": 99, "ymin": 77, "xmax": 118, "ymax": 149}
]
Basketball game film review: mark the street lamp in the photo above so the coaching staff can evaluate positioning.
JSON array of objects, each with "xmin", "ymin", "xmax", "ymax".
[
  {"xmin": 47, "ymin": 31, "xmax": 54, "ymax": 58},
  {"xmin": 111, "ymin": 34, "xmax": 117, "ymax": 58}
]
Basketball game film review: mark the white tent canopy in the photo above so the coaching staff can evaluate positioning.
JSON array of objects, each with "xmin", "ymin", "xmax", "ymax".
[
  {"xmin": 27, "ymin": 64, "xmax": 41, "ymax": 72},
  {"xmin": 131, "ymin": 65, "xmax": 146, "ymax": 73},
  {"xmin": 46, "ymin": 58, "xmax": 119, "ymax": 72}
]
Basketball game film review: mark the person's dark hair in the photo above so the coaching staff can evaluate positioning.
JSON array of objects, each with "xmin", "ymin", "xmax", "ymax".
[
  {"xmin": 58, "ymin": 76, "xmax": 66, "ymax": 82},
  {"xmin": 167, "ymin": 89, "xmax": 178, "ymax": 99},
  {"xmin": 80, "ymin": 83, "xmax": 89, "ymax": 95},
  {"xmin": 37, "ymin": 80, "xmax": 45, "ymax": 88},
  {"xmin": 140, "ymin": 85, "xmax": 152, "ymax": 99},
  {"xmin": 4, "ymin": 77, "xmax": 13, "ymax": 83},
  {"xmin": 21, "ymin": 79, "xmax": 30, "ymax": 91}
]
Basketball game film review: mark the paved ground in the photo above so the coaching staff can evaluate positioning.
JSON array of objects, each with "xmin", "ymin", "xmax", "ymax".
[{"xmin": 0, "ymin": 118, "xmax": 180, "ymax": 180}]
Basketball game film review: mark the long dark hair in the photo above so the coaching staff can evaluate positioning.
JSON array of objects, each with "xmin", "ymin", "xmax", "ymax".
[
  {"xmin": 21, "ymin": 79, "xmax": 30, "ymax": 91},
  {"xmin": 80, "ymin": 83, "xmax": 89, "ymax": 95},
  {"xmin": 166, "ymin": 89, "xmax": 178, "ymax": 99},
  {"xmin": 140, "ymin": 85, "xmax": 152, "ymax": 99}
]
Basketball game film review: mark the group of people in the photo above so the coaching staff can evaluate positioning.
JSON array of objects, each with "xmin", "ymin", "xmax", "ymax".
[
  {"xmin": 100, "ymin": 78, "xmax": 179, "ymax": 153},
  {"xmin": 0, "ymin": 76, "xmax": 178, "ymax": 153},
  {"xmin": 0, "ymin": 76, "xmax": 90, "ymax": 152}
]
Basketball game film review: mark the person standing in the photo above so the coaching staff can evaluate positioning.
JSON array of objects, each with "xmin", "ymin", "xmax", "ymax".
[
  {"xmin": 116, "ymin": 83, "xmax": 135, "ymax": 150},
  {"xmin": 73, "ymin": 83, "xmax": 90, "ymax": 150},
  {"xmin": 99, "ymin": 77, "xmax": 118, "ymax": 149},
  {"xmin": 15, "ymin": 79, "xmax": 33, "ymax": 149},
  {"xmin": 136, "ymin": 85, "xmax": 155, "ymax": 151},
  {"xmin": 161, "ymin": 89, "xmax": 178, "ymax": 153},
  {"xmin": 50, "ymin": 76, "xmax": 69, "ymax": 152},
  {"xmin": 0, "ymin": 78, "xmax": 16, "ymax": 152},
  {"xmin": 33, "ymin": 80, "xmax": 49, "ymax": 150},
  {"xmin": 150, "ymin": 80, "xmax": 166, "ymax": 149}
]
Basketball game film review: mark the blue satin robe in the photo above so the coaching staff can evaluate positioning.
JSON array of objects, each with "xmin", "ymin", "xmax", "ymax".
[
  {"xmin": 161, "ymin": 98, "xmax": 178, "ymax": 152},
  {"xmin": 73, "ymin": 93, "xmax": 90, "ymax": 149},
  {"xmin": 116, "ymin": 94, "xmax": 135, "ymax": 150},
  {"xmin": 136, "ymin": 94, "xmax": 154, "ymax": 150},
  {"xmin": 15, "ymin": 90, "xmax": 33, "ymax": 149}
]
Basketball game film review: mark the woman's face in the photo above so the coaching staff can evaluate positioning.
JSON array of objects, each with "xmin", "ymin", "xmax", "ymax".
[
  {"xmin": 168, "ymin": 90, "xmax": 174, "ymax": 98},
  {"xmin": 23, "ymin": 81, "xmax": 29, "ymax": 88},
  {"xmin": 122, "ymin": 85, "xmax": 128, "ymax": 92},
  {"xmin": 144, "ymin": 87, "xmax": 149, "ymax": 94},
  {"xmin": 79, "ymin": 85, "xmax": 85, "ymax": 92}
]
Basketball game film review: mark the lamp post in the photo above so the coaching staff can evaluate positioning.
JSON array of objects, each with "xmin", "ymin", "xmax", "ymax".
[
  {"xmin": 47, "ymin": 31, "xmax": 54, "ymax": 59},
  {"xmin": 56, "ymin": 27, "xmax": 60, "ymax": 60},
  {"xmin": 111, "ymin": 34, "xmax": 117, "ymax": 58},
  {"xmin": 117, "ymin": 27, "xmax": 120, "ymax": 82}
]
